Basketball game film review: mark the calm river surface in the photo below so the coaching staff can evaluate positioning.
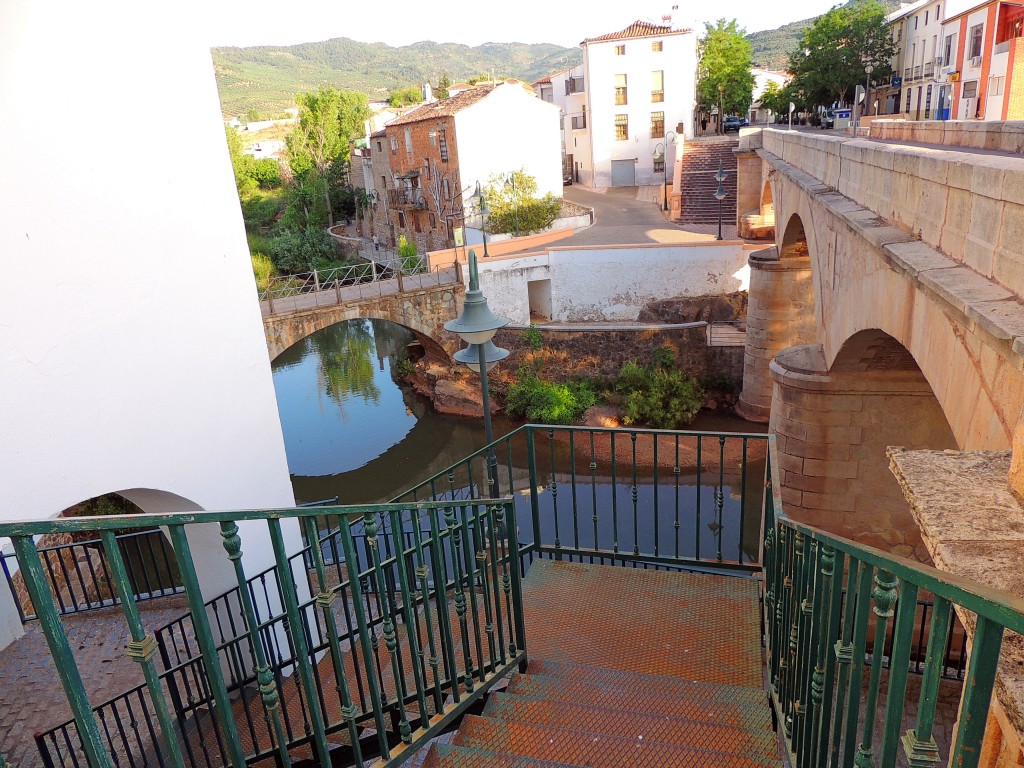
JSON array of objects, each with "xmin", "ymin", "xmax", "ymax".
[{"xmin": 272, "ymin": 319, "xmax": 767, "ymax": 562}]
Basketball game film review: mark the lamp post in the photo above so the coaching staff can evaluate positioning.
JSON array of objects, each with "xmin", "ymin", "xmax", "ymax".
[
  {"xmin": 718, "ymin": 84, "xmax": 725, "ymax": 135},
  {"xmin": 444, "ymin": 250, "xmax": 509, "ymax": 497},
  {"xmin": 505, "ymin": 173, "xmax": 520, "ymax": 237},
  {"xmin": 714, "ymin": 160, "xmax": 727, "ymax": 241},
  {"xmin": 653, "ymin": 130, "xmax": 676, "ymax": 212},
  {"xmin": 864, "ymin": 64, "xmax": 874, "ymax": 128},
  {"xmin": 474, "ymin": 182, "xmax": 491, "ymax": 258}
]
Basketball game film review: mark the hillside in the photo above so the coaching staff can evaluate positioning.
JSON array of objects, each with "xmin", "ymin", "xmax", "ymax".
[
  {"xmin": 746, "ymin": 0, "xmax": 902, "ymax": 72},
  {"xmin": 212, "ymin": 38, "xmax": 581, "ymax": 117}
]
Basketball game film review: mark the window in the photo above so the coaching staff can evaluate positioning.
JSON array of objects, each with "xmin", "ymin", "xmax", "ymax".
[
  {"xmin": 614, "ymin": 114, "xmax": 628, "ymax": 141},
  {"xmin": 404, "ymin": 128, "xmax": 413, "ymax": 157},
  {"xmin": 943, "ymin": 33, "xmax": 955, "ymax": 65},
  {"xmin": 429, "ymin": 212, "xmax": 436, "ymax": 227},
  {"xmin": 962, "ymin": 80, "xmax": 978, "ymax": 98},
  {"xmin": 438, "ymin": 128, "xmax": 449, "ymax": 162},
  {"xmin": 650, "ymin": 111, "xmax": 665, "ymax": 138},
  {"xmin": 614, "ymin": 44, "xmax": 625, "ymax": 55},
  {"xmin": 381, "ymin": 175, "xmax": 387, "ymax": 189},
  {"xmin": 925, "ymin": 84, "xmax": 933, "ymax": 114},
  {"xmin": 905, "ymin": 89, "xmax": 912, "ymax": 111},
  {"xmin": 970, "ymin": 23, "xmax": 984, "ymax": 58},
  {"xmin": 614, "ymin": 74, "xmax": 628, "ymax": 105},
  {"xmin": 390, "ymin": 137, "xmax": 398, "ymax": 155},
  {"xmin": 397, "ymin": 211, "xmax": 406, "ymax": 228},
  {"xmin": 651, "ymin": 70, "xmax": 664, "ymax": 102},
  {"xmin": 376, "ymin": 141, "xmax": 382, "ymax": 152},
  {"xmin": 413, "ymin": 212, "xmax": 421, "ymax": 233},
  {"xmin": 937, "ymin": 5, "xmax": 940, "ymax": 19},
  {"xmin": 914, "ymin": 15, "xmax": 919, "ymax": 29},
  {"xmin": 897, "ymin": 25, "xmax": 903, "ymax": 43},
  {"xmin": 571, "ymin": 114, "xmax": 587, "ymax": 129},
  {"xmin": 925, "ymin": 11, "xmax": 929, "ymax": 24},
  {"xmin": 654, "ymin": 158, "xmax": 665, "ymax": 173},
  {"xmin": 423, "ymin": 158, "xmax": 431, "ymax": 180},
  {"xmin": 652, "ymin": 41, "xmax": 663, "ymax": 52},
  {"xmin": 990, "ymin": 75, "xmax": 1005, "ymax": 96},
  {"xmin": 442, "ymin": 179, "xmax": 452, "ymax": 200},
  {"xmin": 429, "ymin": 130, "xmax": 437, "ymax": 146},
  {"xmin": 565, "ymin": 76, "xmax": 584, "ymax": 94}
]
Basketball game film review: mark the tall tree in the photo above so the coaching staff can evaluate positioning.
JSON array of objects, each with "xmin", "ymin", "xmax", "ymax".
[
  {"xmin": 287, "ymin": 86, "xmax": 370, "ymax": 226},
  {"xmin": 787, "ymin": 0, "xmax": 896, "ymax": 109},
  {"xmin": 436, "ymin": 73, "xmax": 451, "ymax": 99},
  {"xmin": 697, "ymin": 19, "xmax": 756, "ymax": 133}
]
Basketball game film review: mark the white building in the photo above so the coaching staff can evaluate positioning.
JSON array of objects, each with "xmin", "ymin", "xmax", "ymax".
[
  {"xmin": 576, "ymin": 20, "xmax": 698, "ymax": 188},
  {"xmin": 888, "ymin": 0, "xmax": 949, "ymax": 118},
  {"xmin": 748, "ymin": 69, "xmax": 791, "ymax": 124},
  {"xmin": 1, "ymin": 2, "xmax": 300, "ymax": 649},
  {"xmin": 535, "ymin": 65, "xmax": 591, "ymax": 184}
]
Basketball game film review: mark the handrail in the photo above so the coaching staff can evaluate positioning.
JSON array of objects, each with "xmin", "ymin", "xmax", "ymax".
[
  {"xmin": 763, "ymin": 436, "xmax": 1022, "ymax": 768},
  {"xmin": 14, "ymin": 498, "xmax": 526, "ymax": 768}
]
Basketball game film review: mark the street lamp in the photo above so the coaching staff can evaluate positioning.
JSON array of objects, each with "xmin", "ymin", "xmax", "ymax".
[
  {"xmin": 718, "ymin": 84, "xmax": 725, "ymax": 135},
  {"xmin": 474, "ymin": 181, "xmax": 491, "ymax": 258},
  {"xmin": 504, "ymin": 173, "xmax": 520, "ymax": 237},
  {"xmin": 714, "ymin": 160, "xmax": 727, "ymax": 241},
  {"xmin": 863, "ymin": 64, "xmax": 874, "ymax": 129},
  {"xmin": 653, "ymin": 130, "xmax": 676, "ymax": 212},
  {"xmin": 444, "ymin": 250, "xmax": 509, "ymax": 497}
]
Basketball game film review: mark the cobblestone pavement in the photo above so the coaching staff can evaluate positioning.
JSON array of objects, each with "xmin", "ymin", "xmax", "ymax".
[{"xmin": 0, "ymin": 596, "xmax": 190, "ymax": 768}]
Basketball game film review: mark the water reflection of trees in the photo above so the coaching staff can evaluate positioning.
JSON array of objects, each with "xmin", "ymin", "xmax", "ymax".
[{"xmin": 307, "ymin": 319, "xmax": 414, "ymax": 412}]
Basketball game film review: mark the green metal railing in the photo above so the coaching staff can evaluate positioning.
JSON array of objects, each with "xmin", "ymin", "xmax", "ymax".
[
  {"xmin": 763, "ymin": 438, "xmax": 1024, "ymax": 768},
  {"xmin": 395, "ymin": 424, "xmax": 769, "ymax": 572},
  {"xmin": 5, "ymin": 500, "xmax": 525, "ymax": 768}
]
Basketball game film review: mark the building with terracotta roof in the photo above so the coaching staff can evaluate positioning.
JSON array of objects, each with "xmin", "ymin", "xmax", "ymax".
[
  {"xmin": 373, "ymin": 83, "xmax": 561, "ymax": 253},
  {"xmin": 570, "ymin": 18, "xmax": 698, "ymax": 187}
]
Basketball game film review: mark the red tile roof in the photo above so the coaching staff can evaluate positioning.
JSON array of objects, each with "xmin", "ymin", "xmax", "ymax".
[
  {"xmin": 386, "ymin": 85, "xmax": 495, "ymax": 126},
  {"xmin": 581, "ymin": 20, "xmax": 690, "ymax": 44}
]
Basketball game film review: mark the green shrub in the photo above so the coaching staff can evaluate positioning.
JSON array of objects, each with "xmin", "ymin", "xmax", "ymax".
[
  {"xmin": 652, "ymin": 344, "xmax": 676, "ymax": 370},
  {"xmin": 270, "ymin": 228, "xmax": 337, "ymax": 273},
  {"xmin": 522, "ymin": 325, "xmax": 544, "ymax": 351},
  {"xmin": 394, "ymin": 356, "xmax": 415, "ymax": 377},
  {"xmin": 397, "ymin": 235, "xmax": 417, "ymax": 258},
  {"xmin": 251, "ymin": 251, "xmax": 276, "ymax": 289},
  {"xmin": 505, "ymin": 373, "xmax": 596, "ymax": 425},
  {"xmin": 622, "ymin": 368, "xmax": 703, "ymax": 429},
  {"xmin": 700, "ymin": 371, "xmax": 739, "ymax": 394},
  {"xmin": 242, "ymin": 193, "xmax": 284, "ymax": 231}
]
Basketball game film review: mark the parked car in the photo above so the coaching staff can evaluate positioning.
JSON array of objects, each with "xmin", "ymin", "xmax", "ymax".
[
  {"xmin": 723, "ymin": 116, "xmax": 742, "ymax": 133},
  {"xmin": 563, "ymin": 170, "xmax": 573, "ymax": 186},
  {"xmin": 821, "ymin": 109, "xmax": 835, "ymax": 129}
]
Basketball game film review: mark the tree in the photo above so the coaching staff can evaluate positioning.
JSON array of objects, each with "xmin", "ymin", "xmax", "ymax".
[
  {"xmin": 758, "ymin": 80, "xmax": 789, "ymax": 119},
  {"xmin": 484, "ymin": 169, "xmax": 561, "ymax": 235},
  {"xmin": 697, "ymin": 19, "xmax": 755, "ymax": 132},
  {"xmin": 286, "ymin": 86, "xmax": 370, "ymax": 226},
  {"xmin": 388, "ymin": 86, "xmax": 422, "ymax": 107},
  {"xmin": 787, "ymin": 0, "xmax": 896, "ymax": 109},
  {"xmin": 436, "ymin": 73, "xmax": 451, "ymax": 99}
]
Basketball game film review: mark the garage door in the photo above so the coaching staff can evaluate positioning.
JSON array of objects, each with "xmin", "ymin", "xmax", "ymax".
[{"xmin": 610, "ymin": 159, "xmax": 636, "ymax": 186}]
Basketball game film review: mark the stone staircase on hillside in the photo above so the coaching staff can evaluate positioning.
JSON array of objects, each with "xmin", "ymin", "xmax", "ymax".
[
  {"xmin": 419, "ymin": 560, "xmax": 782, "ymax": 768},
  {"xmin": 676, "ymin": 137, "xmax": 739, "ymax": 225}
]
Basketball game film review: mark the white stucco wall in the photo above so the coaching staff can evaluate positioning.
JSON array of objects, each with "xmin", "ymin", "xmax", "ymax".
[
  {"xmin": 549, "ymin": 65, "xmax": 593, "ymax": 185},
  {"xmin": 584, "ymin": 30, "xmax": 697, "ymax": 188},
  {"xmin": 0, "ymin": 2, "xmax": 299, "ymax": 646},
  {"xmin": 476, "ymin": 243, "xmax": 750, "ymax": 325},
  {"xmin": 455, "ymin": 83, "xmax": 563, "ymax": 200}
]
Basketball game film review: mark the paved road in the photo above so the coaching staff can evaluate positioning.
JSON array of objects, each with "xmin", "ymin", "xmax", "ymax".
[{"xmin": 504, "ymin": 185, "xmax": 737, "ymax": 255}]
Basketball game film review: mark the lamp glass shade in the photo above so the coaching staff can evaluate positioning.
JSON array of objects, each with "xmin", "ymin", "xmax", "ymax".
[
  {"xmin": 454, "ymin": 341, "xmax": 509, "ymax": 372},
  {"xmin": 714, "ymin": 184, "xmax": 727, "ymax": 201},
  {"xmin": 653, "ymin": 149, "xmax": 665, "ymax": 163},
  {"xmin": 443, "ymin": 251, "xmax": 509, "ymax": 343}
]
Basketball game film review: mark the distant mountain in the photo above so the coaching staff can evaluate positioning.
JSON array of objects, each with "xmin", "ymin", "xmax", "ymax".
[
  {"xmin": 746, "ymin": 0, "xmax": 902, "ymax": 72},
  {"xmin": 211, "ymin": 38, "xmax": 581, "ymax": 117}
]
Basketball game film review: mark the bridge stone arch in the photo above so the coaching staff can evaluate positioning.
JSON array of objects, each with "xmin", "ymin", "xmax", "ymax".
[
  {"xmin": 263, "ymin": 285, "xmax": 465, "ymax": 363},
  {"xmin": 760, "ymin": 180, "xmax": 774, "ymax": 222}
]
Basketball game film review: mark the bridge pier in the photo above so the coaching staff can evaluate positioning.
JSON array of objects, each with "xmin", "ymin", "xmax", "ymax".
[
  {"xmin": 769, "ymin": 342, "xmax": 956, "ymax": 562},
  {"xmin": 736, "ymin": 247, "xmax": 817, "ymax": 422}
]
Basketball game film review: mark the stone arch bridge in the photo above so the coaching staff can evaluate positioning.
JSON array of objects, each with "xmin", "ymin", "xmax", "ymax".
[
  {"xmin": 733, "ymin": 126, "xmax": 1024, "ymax": 557},
  {"xmin": 261, "ymin": 272, "xmax": 465, "ymax": 362}
]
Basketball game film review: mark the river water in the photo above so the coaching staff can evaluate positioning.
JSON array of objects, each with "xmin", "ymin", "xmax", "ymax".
[{"xmin": 272, "ymin": 319, "xmax": 767, "ymax": 561}]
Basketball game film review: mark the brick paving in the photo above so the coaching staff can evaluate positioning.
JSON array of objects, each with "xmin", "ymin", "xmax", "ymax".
[{"xmin": 0, "ymin": 596, "xmax": 190, "ymax": 768}]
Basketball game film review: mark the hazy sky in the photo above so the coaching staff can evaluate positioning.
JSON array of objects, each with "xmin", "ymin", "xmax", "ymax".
[{"xmin": 204, "ymin": 0, "xmax": 843, "ymax": 48}]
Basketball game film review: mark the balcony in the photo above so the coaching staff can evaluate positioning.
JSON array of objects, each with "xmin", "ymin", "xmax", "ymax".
[
  {"xmin": 925, "ymin": 61, "xmax": 936, "ymax": 77},
  {"xmin": 914, "ymin": 64, "xmax": 923, "ymax": 81},
  {"xmin": 387, "ymin": 188, "xmax": 420, "ymax": 208},
  {"xmin": 2, "ymin": 425, "xmax": 1020, "ymax": 768}
]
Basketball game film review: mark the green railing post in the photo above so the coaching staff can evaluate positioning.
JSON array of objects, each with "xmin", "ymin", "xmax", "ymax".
[
  {"xmin": 842, "ymin": 562, "xmax": 876, "ymax": 768},
  {"xmin": 339, "ymin": 517, "xmax": 391, "ymax": 759},
  {"xmin": 166, "ymin": 524, "xmax": 247, "ymax": 768},
  {"xmin": 880, "ymin": 580, "xmax": 920, "ymax": 768},
  {"xmin": 815, "ymin": 548, "xmax": 846, "ymax": 767},
  {"xmin": 950, "ymin": 616, "xmax": 1004, "ymax": 768},
  {"xmin": 300, "ymin": 516, "xmax": 364, "ymax": 767},
  {"xmin": 11, "ymin": 536, "xmax": 114, "ymax": 768},
  {"xmin": 363, "ymin": 512, "xmax": 413, "ymax": 744},
  {"xmin": 217, "ymin": 522, "xmax": 292, "ymax": 768},
  {"xmin": 446, "ymin": 506, "xmax": 476, "ymax": 693},
  {"xmin": 100, "ymin": 531, "xmax": 186, "ymax": 768},
  {"xmin": 831, "ymin": 558, "xmax": 864, "ymax": 767},
  {"xmin": 426, "ymin": 505, "xmax": 461, "ymax": 705},
  {"xmin": 526, "ymin": 427, "xmax": 541, "ymax": 555},
  {"xmin": 266, "ymin": 518, "xmax": 332, "ymax": 768},
  {"xmin": 388, "ymin": 508, "xmax": 431, "ymax": 724},
  {"xmin": 902, "ymin": 596, "xmax": 952, "ymax": 767},
  {"xmin": 410, "ymin": 509, "xmax": 446, "ymax": 713},
  {"xmin": 854, "ymin": 569, "xmax": 899, "ymax": 767},
  {"xmin": 504, "ymin": 500, "xmax": 528, "ymax": 673}
]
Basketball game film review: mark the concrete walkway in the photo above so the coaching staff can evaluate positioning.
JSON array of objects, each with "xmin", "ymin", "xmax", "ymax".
[{"xmin": 498, "ymin": 186, "xmax": 738, "ymax": 256}]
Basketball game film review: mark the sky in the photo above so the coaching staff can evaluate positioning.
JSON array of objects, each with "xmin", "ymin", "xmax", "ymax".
[{"xmin": 203, "ymin": 0, "xmax": 844, "ymax": 49}]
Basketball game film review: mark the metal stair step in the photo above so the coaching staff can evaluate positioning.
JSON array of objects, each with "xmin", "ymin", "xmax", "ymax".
[
  {"xmin": 482, "ymin": 692, "xmax": 780, "ymax": 759},
  {"xmin": 452, "ymin": 715, "xmax": 781, "ymax": 767},
  {"xmin": 505, "ymin": 674, "xmax": 773, "ymax": 731},
  {"xmin": 423, "ymin": 743, "xmax": 579, "ymax": 767}
]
